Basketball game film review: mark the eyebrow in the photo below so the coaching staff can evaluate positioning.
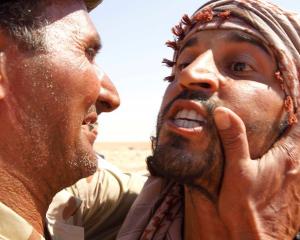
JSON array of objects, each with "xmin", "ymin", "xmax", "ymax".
[
  {"xmin": 179, "ymin": 31, "xmax": 271, "ymax": 56},
  {"xmin": 226, "ymin": 31, "xmax": 270, "ymax": 55},
  {"xmin": 93, "ymin": 33, "xmax": 102, "ymax": 51},
  {"xmin": 87, "ymin": 32, "xmax": 102, "ymax": 52},
  {"xmin": 179, "ymin": 37, "xmax": 198, "ymax": 55}
]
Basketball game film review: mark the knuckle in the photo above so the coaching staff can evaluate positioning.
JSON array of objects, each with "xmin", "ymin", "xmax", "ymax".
[{"xmin": 221, "ymin": 131, "xmax": 244, "ymax": 148}]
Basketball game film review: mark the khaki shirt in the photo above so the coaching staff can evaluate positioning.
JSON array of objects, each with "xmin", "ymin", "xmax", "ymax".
[
  {"xmin": 47, "ymin": 158, "xmax": 147, "ymax": 240},
  {"xmin": 0, "ymin": 202, "xmax": 44, "ymax": 240}
]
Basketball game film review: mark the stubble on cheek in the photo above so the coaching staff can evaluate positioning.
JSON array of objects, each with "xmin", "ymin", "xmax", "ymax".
[
  {"xmin": 147, "ymin": 118, "xmax": 225, "ymax": 197},
  {"xmin": 147, "ymin": 90, "xmax": 227, "ymax": 195}
]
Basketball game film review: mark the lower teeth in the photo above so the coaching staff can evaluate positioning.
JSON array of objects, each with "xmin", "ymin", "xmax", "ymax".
[
  {"xmin": 88, "ymin": 124, "xmax": 94, "ymax": 131},
  {"xmin": 174, "ymin": 119, "xmax": 200, "ymax": 128}
]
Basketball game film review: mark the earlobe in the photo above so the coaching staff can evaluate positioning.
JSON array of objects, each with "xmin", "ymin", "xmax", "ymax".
[
  {"xmin": 0, "ymin": 30, "xmax": 9, "ymax": 100},
  {"xmin": 0, "ymin": 79, "xmax": 4, "ymax": 100},
  {"xmin": 0, "ymin": 52, "xmax": 6, "ymax": 100}
]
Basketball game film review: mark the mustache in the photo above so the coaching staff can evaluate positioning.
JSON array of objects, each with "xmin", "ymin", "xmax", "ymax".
[
  {"xmin": 159, "ymin": 90, "xmax": 219, "ymax": 122},
  {"xmin": 155, "ymin": 90, "xmax": 219, "ymax": 143}
]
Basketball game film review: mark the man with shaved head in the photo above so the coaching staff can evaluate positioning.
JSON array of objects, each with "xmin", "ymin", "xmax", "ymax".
[
  {"xmin": 118, "ymin": 0, "xmax": 300, "ymax": 239},
  {"xmin": 0, "ymin": 0, "xmax": 127, "ymax": 239}
]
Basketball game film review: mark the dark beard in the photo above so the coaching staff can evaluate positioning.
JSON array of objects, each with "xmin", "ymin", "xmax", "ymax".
[
  {"xmin": 147, "ymin": 90, "xmax": 224, "ymax": 194},
  {"xmin": 147, "ymin": 132, "xmax": 222, "ymax": 188}
]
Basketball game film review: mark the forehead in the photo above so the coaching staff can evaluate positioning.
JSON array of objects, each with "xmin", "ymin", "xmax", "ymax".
[
  {"xmin": 43, "ymin": 0, "xmax": 100, "ymax": 44},
  {"xmin": 179, "ymin": 29, "xmax": 271, "ymax": 56}
]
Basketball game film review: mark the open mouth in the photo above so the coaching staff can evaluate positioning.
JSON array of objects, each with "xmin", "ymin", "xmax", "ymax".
[
  {"xmin": 173, "ymin": 109, "xmax": 206, "ymax": 128},
  {"xmin": 165, "ymin": 100, "xmax": 208, "ymax": 137},
  {"xmin": 82, "ymin": 111, "xmax": 98, "ymax": 135}
]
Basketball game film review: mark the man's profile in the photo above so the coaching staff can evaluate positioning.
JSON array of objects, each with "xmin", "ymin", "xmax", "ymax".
[{"xmin": 0, "ymin": 0, "xmax": 120, "ymax": 238}]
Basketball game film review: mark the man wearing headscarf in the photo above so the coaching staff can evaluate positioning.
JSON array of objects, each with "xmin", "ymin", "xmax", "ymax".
[{"xmin": 117, "ymin": 0, "xmax": 300, "ymax": 239}]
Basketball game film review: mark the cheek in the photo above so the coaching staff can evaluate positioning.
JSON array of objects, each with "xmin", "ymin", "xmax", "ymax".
[
  {"xmin": 220, "ymin": 83, "xmax": 285, "ymax": 157},
  {"xmin": 52, "ymin": 60, "xmax": 100, "ymax": 107},
  {"xmin": 220, "ymin": 82, "xmax": 284, "ymax": 123},
  {"xmin": 77, "ymin": 66, "xmax": 101, "ymax": 105}
]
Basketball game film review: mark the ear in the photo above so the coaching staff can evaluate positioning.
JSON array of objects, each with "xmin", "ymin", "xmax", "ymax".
[
  {"xmin": 0, "ymin": 53, "xmax": 6, "ymax": 100},
  {"xmin": 0, "ymin": 31, "xmax": 9, "ymax": 100}
]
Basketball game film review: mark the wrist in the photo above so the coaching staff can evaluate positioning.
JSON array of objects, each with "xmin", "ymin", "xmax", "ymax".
[
  {"xmin": 222, "ymin": 201, "xmax": 296, "ymax": 240},
  {"xmin": 221, "ymin": 201, "xmax": 266, "ymax": 240}
]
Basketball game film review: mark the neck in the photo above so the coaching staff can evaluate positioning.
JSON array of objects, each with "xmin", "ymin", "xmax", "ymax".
[
  {"xmin": 184, "ymin": 186, "xmax": 229, "ymax": 240},
  {"xmin": 0, "ymin": 162, "xmax": 54, "ymax": 236}
]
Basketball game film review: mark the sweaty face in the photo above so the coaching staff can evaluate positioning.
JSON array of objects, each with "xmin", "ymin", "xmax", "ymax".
[
  {"xmin": 2, "ymin": 0, "xmax": 119, "ymax": 189},
  {"xmin": 149, "ymin": 29, "xmax": 286, "ymax": 194}
]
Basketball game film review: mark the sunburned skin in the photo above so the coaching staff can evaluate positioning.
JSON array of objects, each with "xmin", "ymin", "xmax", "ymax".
[
  {"xmin": 150, "ymin": 29, "xmax": 285, "ymax": 194},
  {"xmin": 155, "ymin": 28, "xmax": 287, "ymax": 240},
  {"xmin": 0, "ymin": 0, "xmax": 120, "ymax": 235},
  {"xmin": 118, "ymin": 1, "xmax": 300, "ymax": 239}
]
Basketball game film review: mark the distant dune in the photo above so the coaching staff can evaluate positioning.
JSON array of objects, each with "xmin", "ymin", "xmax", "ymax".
[{"xmin": 94, "ymin": 142, "xmax": 151, "ymax": 174}]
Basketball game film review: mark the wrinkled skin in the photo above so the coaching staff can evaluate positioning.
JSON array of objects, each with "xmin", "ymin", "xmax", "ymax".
[
  {"xmin": 152, "ymin": 28, "xmax": 300, "ymax": 239},
  {"xmin": 216, "ymin": 107, "xmax": 300, "ymax": 240},
  {"xmin": 154, "ymin": 28, "xmax": 285, "ymax": 195},
  {"xmin": 0, "ymin": 0, "xmax": 119, "ymax": 235}
]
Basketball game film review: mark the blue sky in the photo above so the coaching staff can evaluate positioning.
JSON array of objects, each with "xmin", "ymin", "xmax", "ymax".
[{"xmin": 90, "ymin": 0, "xmax": 299, "ymax": 142}]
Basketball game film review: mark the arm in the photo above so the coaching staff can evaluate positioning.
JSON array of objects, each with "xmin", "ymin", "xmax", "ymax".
[
  {"xmin": 67, "ymin": 160, "xmax": 147, "ymax": 239},
  {"xmin": 47, "ymin": 158, "xmax": 147, "ymax": 239}
]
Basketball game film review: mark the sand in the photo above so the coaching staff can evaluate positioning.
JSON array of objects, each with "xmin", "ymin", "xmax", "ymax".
[{"xmin": 94, "ymin": 142, "xmax": 151, "ymax": 174}]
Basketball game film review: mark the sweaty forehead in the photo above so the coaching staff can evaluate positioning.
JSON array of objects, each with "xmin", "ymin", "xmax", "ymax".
[
  {"xmin": 44, "ymin": 3, "xmax": 100, "ymax": 47},
  {"xmin": 43, "ymin": 0, "xmax": 97, "ymax": 33},
  {"xmin": 179, "ymin": 29, "xmax": 271, "ymax": 57}
]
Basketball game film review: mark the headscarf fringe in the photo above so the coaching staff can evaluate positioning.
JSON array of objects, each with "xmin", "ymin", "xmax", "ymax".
[
  {"xmin": 165, "ymin": 40, "xmax": 179, "ymax": 50},
  {"xmin": 172, "ymin": 23, "xmax": 185, "ymax": 40},
  {"xmin": 284, "ymin": 96, "xmax": 298, "ymax": 124},
  {"xmin": 162, "ymin": 58, "xmax": 176, "ymax": 67},
  {"xmin": 288, "ymin": 114, "xmax": 298, "ymax": 125},
  {"xmin": 164, "ymin": 75, "xmax": 175, "ymax": 82},
  {"xmin": 181, "ymin": 14, "xmax": 192, "ymax": 26}
]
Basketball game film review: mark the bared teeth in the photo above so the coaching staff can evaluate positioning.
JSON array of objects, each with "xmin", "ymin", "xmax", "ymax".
[
  {"xmin": 174, "ymin": 119, "xmax": 201, "ymax": 128},
  {"xmin": 173, "ymin": 109, "xmax": 206, "ymax": 128},
  {"xmin": 187, "ymin": 109, "xmax": 197, "ymax": 120},
  {"xmin": 174, "ymin": 109, "xmax": 205, "ymax": 122},
  {"xmin": 88, "ymin": 122, "xmax": 98, "ymax": 131},
  {"xmin": 177, "ymin": 109, "xmax": 188, "ymax": 119}
]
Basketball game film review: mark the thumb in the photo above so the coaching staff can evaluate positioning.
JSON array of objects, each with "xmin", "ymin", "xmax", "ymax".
[{"xmin": 213, "ymin": 107, "xmax": 250, "ymax": 168}]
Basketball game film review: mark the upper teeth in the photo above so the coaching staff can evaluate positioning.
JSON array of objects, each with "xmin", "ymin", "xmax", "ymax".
[
  {"xmin": 87, "ymin": 122, "xmax": 98, "ymax": 131},
  {"xmin": 174, "ymin": 109, "xmax": 205, "ymax": 128}
]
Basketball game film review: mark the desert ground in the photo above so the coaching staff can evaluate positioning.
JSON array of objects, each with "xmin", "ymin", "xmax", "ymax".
[{"xmin": 94, "ymin": 142, "xmax": 151, "ymax": 174}]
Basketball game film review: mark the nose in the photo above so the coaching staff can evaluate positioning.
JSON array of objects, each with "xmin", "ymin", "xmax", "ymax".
[
  {"xmin": 95, "ymin": 67, "xmax": 120, "ymax": 113},
  {"xmin": 178, "ymin": 50, "xmax": 219, "ymax": 95}
]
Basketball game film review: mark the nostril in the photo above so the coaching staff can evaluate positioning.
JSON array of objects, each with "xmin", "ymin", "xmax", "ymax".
[
  {"xmin": 101, "ymin": 101, "xmax": 112, "ymax": 109},
  {"xmin": 201, "ymin": 83, "xmax": 211, "ymax": 89},
  {"xmin": 96, "ymin": 101, "xmax": 112, "ymax": 114},
  {"xmin": 192, "ymin": 82, "xmax": 211, "ymax": 89}
]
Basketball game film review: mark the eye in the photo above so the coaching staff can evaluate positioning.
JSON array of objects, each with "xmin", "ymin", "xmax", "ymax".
[
  {"xmin": 85, "ymin": 47, "xmax": 99, "ymax": 61},
  {"xmin": 231, "ymin": 62, "xmax": 253, "ymax": 72},
  {"xmin": 177, "ymin": 62, "xmax": 190, "ymax": 71}
]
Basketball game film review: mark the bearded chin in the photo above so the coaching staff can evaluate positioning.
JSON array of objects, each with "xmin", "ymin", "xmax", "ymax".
[{"xmin": 147, "ymin": 130, "xmax": 225, "ymax": 196}]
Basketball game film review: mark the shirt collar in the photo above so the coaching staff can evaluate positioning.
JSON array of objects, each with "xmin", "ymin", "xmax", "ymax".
[{"xmin": 0, "ymin": 202, "xmax": 45, "ymax": 240}]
